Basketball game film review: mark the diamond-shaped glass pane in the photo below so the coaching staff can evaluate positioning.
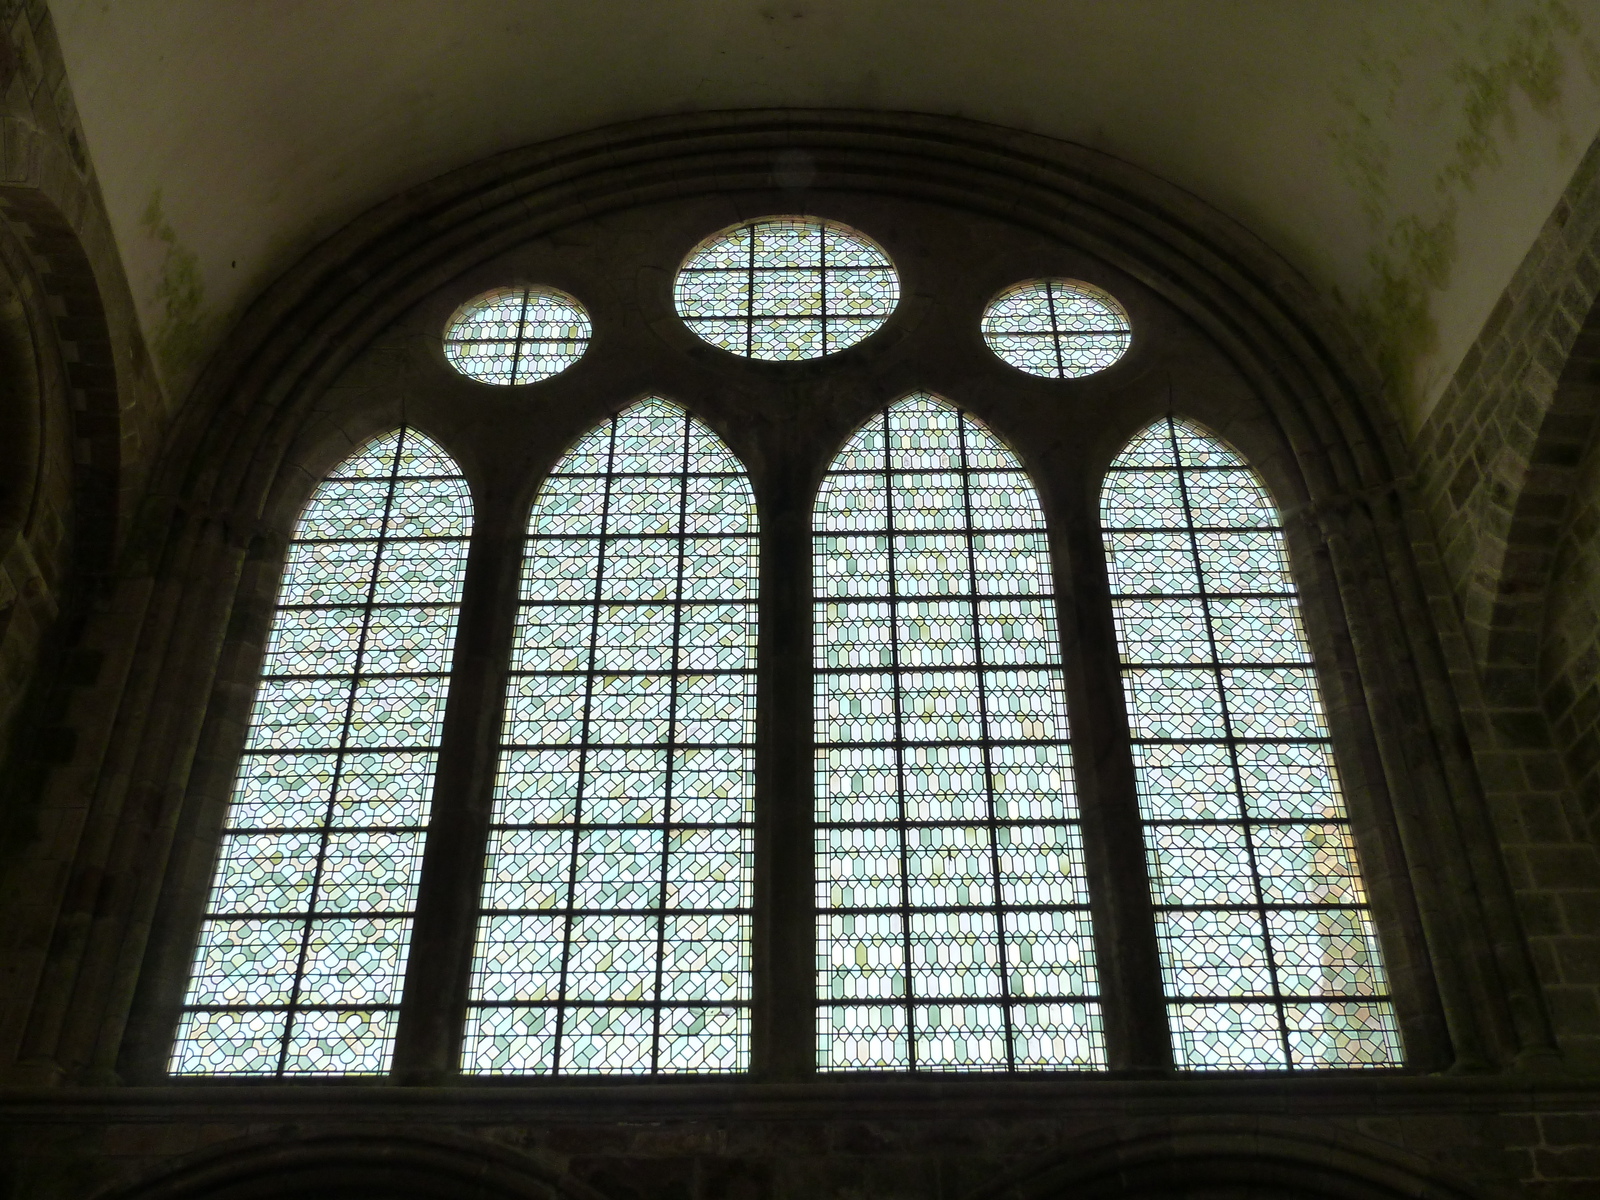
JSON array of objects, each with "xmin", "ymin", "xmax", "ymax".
[
  {"xmin": 1101, "ymin": 416, "xmax": 1400, "ymax": 1071},
  {"xmin": 466, "ymin": 398, "xmax": 755, "ymax": 1075},
  {"xmin": 172, "ymin": 428, "xmax": 471, "ymax": 1077}
]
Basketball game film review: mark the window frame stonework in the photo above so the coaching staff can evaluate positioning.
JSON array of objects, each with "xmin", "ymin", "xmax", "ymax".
[
  {"xmin": 98, "ymin": 115, "xmax": 1540, "ymax": 1090},
  {"xmin": 122, "ymin": 185, "xmax": 1441, "ymax": 1084}
]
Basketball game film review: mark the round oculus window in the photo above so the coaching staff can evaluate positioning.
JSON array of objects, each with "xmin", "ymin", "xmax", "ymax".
[
  {"xmin": 673, "ymin": 216, "xmax": 899, "ymax": 361},
  {"xmin": 443, "ymin": 285, "xmax": 592, "ymax": 385},
  {"xmin": 981, "ymin": 278, "xmax": 1131, "ymax": 378}
]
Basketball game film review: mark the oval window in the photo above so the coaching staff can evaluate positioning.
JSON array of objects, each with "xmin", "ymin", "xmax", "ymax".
[
  {"xmin": 443, "ymin": 285, "xmax": 592, "ymax": 385},
  {"xmin": 982, "ymin": 279, "xmax": 1130, "ymax": 379},
  {"xmin": 674, "ymin": 216, "xmax": 899, "ymax": 361}
]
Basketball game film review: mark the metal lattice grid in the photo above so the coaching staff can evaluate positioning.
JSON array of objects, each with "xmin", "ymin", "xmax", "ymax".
[
  {"xmin": 1100, "ymin": 416, "xmax": 1401, "ymax": 1070},
  {"xmin": 443, "ymin": 285, "xmax": 592, "ymax": 385},
  {"xmin": 463, "ymin": 397, "xmax": 757, "ymax": 1075},
  {"xmin": 814, "ymin": 393, "xmax": 1104, "ymax": 1072},
  {"xmin": 674, "ymin": 216, "xmax": 899, "ymax": 361},
  {"xmin": 171, "ymin": 429, "xmax": 472, "ymax": 1076},
  {"xmin": 981, "ymin": 279, "xmax": 1131, "ymax": 379}
]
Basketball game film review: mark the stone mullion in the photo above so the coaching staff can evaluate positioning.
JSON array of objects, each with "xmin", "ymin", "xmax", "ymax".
[
  {"xmin": 751, "ymin": 458, "xmax": 813, "ymax": 1079},
  {"xmin": 391, "ymin": 483, "xmax": 523, "ymax": 1082},
  {"xmin": 1055, "ymin": 487, "xmax": 1172, "ymax": 1075}
]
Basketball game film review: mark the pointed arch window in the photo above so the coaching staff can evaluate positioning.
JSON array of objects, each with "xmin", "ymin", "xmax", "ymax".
[
  {"xmin": 813, "ymin": 393, "xmax": 1102, "ymax": 1072},
  {"xmin": 1100, "ymin": 416, "xmax": 1401, "ymax": 1069},
  {"xmin": 463, "ymin": 398, "xmax": 757, "ymax": 1075},
  {"xmin": 171, "ymin": 429, "xmax": 472, "ymax": 1076}
]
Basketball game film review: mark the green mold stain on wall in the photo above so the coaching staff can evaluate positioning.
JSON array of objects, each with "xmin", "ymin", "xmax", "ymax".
[
  {"xmin": 1329, "ymin": 0, "xmax": 1599, "ymax": 419},
  {"xmin": 139, "ymin": 189, "xmax": 208, "ymax": 383}
]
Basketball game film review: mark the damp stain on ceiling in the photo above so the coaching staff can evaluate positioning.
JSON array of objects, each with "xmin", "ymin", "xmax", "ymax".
[{"xmin": 47, "ymin": 0, "xmax": 1600, "ymax": 429}]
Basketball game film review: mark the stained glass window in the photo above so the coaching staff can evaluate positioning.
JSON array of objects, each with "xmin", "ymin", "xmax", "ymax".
[
  {"xmin": 814, "ymin": 393, "xmax": 1103, "ymax": 1072},
  {"xmin": 1101, "ymin": 416, "xmax": 1401, "ymax": 1070},
  {"xmin": 171, "ymin": 429, "xmax": 471, "ymax": 1075},
  {"xmin": 444, "ymin": 285, "xmax": 592, "ymax": 385},
  {"xmin": 981, "ymin": 279, "xmax": 1130, "ymax": 379},
  {"xmin": 674, "ymin": 216, "xmax": 899, "ymax": 361},
  {"xmin": 463, "ymin": 398, "xmax": 756, "ymax": 1075}
]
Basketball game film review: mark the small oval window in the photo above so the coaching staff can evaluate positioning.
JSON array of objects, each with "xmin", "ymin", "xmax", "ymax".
[
  {"xmin": 982, "ymin": 279, "xmax": 1130, "ymax": 379},
  {"xmin": 443, "ymin": 285, "xmax": 592, "ymax": 385}
]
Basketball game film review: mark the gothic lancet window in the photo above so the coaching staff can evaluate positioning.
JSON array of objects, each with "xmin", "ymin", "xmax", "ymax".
[
  {"xmin": 172, "ymin": 430, "xmax": 472, "ymax": 1076},
  {"xmin": 813, "ymin": 393, "xmax": 1102, "ymax": 1072},
  {"xmin": 463, "ymin": 398, "xmax": 757, "ymax": 1075},
  {"xmin": 1100, "ymin": 416, "xmax": 1401, "ymax": 1069}
]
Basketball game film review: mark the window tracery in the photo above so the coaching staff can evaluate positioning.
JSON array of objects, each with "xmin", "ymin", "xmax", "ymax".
[{"xmin": 167, "ymin": 209, "xmax": 1411, "ymax": 1081}]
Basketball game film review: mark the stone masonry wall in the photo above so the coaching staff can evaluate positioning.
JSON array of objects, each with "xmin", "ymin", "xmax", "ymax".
[
  {"xmin": 1410, "ymin": 132, "xmax": 1600, "ymax": 1070},
  {"xmin": 0, "ymin": 1084, "xmax": 1596, "ymax": 1200}
]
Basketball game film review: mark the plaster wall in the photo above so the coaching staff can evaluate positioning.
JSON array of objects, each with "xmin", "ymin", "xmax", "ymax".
[{"xmin": 43, "ymin": 0, "xmax": 1600, "ymax": 427}]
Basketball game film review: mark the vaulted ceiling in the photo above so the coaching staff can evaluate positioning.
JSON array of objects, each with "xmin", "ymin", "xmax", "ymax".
[{"xmin": 48, "ymin": 0, "xmax": 1600, "ymax": 431}]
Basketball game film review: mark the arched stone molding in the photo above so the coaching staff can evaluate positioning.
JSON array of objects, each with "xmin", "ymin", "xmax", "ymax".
[
  {"xmin": 0, "ymin": 204, "xmax": 64, "ymax": 742},
  {"xmin": 0, "ymin": 101, "xmax": 179, "ymax": 1082},
  {"xmin": 1416, "ymin": 134, "xmax": 1600, "ymax": 679},
  {"xmin": 0, "ymin": 110, "xmax": 139, "ymax": 575},
  {"xmin": 0, "ymin": 88, "xmax": 172, "ymax": 1073},
  {"xmin": 972, "ymin": 1116, "xmax": 1498, "ymax": 1200},
  {"xmin": 1541, "ymin": 313, "xmax": 1600, "ymax": 836},
  {"xmin": 90, "ymin": 1130, "xmax": 603, "ymax": 1200},
  {"xmin": 24, "ymin": 108, "xmax": 1549, "ymax": 1083}
]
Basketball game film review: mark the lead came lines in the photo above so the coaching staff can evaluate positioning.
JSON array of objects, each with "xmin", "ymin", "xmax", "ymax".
[
  {"xmin": 815, "ymin": 393, "xmax": 1103, "ymax": 1072},
  {"xmin": 272, "ymin": 425, "xmax": 403, "ymax": 1074},
  {"xmin": 172, "ymin": 428, "xmax": 470, "ymax": 1076},
  {"xmin": 464, "ymin": 398, "xmax": 756, "ymax": 1075},
  {"xmin": 549, "ymin": 414, "xmax": 615, "ymax": 1072},
  {"xmin": 960, "ymin": 410, "xmax": 1016, "ymax": 1065},
  {"xmin": 1166, "ymin": 416, "xmax": 1292, "ymax": 1065},
  {"xmin": 1102, "ymin": 415, "xmax": 1401, "ymax": 1070},
  {"xmin": 879, "ymin": 407, "xmax": 914, "ymax": 1066}
]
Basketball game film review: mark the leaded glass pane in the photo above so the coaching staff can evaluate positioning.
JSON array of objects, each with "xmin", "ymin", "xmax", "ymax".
[
  {"xmin": 674, "ymin": 217, "xmax": 899, "ymax": 361},
  {"xmin": 815, "ymin": 393, "xmax": 1104, "ymax": 1072},
  {"xmin": 981, "ymin": 279, "xmax": 1131, "ymax": 379},
  {"xmin": 464, "ymin": 398, "xmax": 756, "ymax": 1075},
  {"xmin": 1100, "ymin": 416, "xmax": 1401, "ymax": 1070},
  {"xmin": 444, "ymin": 285, "xmax": 592, "ymax": 385},
  {"xmin": 171, "ymin": 429, "xmax": 471, "ymax": 1076}
]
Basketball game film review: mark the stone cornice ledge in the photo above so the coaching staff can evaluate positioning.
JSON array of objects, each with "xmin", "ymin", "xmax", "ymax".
[{"xmin": 0, "ymin": 1075, "xmax": 1597, "ymax": 1123}]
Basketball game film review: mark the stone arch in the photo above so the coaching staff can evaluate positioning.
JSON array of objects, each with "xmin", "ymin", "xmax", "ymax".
[
  {"xmin": 0, "ymin": 111, "xmax": 142, "ymax": 576},
  {"xmin": 1418, "ymin": 138, "xmax": 1600, "ymax": 678},
  {"xmin": 22, "ymin": 108, "xmax": 1546, "ymax": 1083},
  {"xmin": 1535, "ymin": 302, "xmax": 1600, "ymax": 841},
  {"xmin": 92, "ymin": 1131, "xmax": 601, "ymax": 1200},
  {"xmin": 0, "ymin": 108, "xmax": 131, "ymax": 877},
  {"xmin": 974, "ymin": 1117, "xmax": 1498, "ymax": 1200}
]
